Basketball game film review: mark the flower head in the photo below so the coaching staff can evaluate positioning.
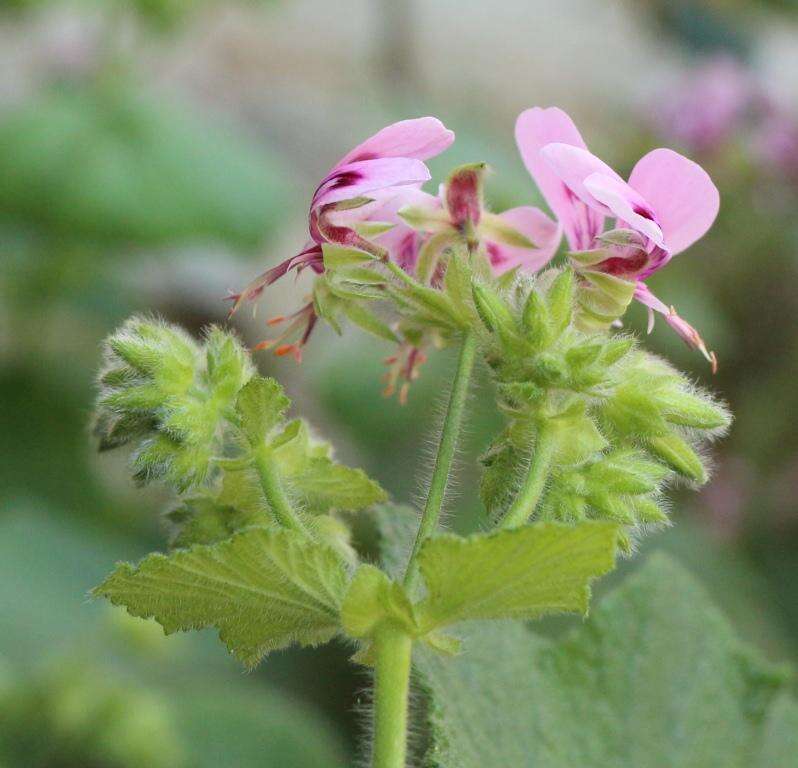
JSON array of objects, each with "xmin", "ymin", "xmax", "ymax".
[
  {"xmin": 228, "ymin": 117, "xmax": 454, "ymax": 356},
  {"xmin": 396, "ymin": 162, "xmax": 562, "ymax": 277},
  {"xmin": 515, "ymin": 106, "xmax": 720, "ymax": 367}
]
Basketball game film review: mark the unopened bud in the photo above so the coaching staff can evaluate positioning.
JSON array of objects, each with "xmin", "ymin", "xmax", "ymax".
[{"xmin": 445, "ymin": 163, "xmax": 486, "ymax": 228}]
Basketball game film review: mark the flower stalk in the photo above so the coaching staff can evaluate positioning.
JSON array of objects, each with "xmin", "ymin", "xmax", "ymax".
[
  {"xmin": 253, "ymin": 448, "xmax": 310, "ymax": 536},
  {"xmin": 499, "ymin": 424, "xmax": 558, "ymax": 530},
  {"xmin": 403, "ymin": 331, "xmax": 477, "ymax": 592}
]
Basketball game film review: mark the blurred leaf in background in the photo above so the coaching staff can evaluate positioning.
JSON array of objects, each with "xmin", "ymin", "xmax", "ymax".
[{"xmin": 0, "ymin": 508, "xmax": 349, "ymax": 768}]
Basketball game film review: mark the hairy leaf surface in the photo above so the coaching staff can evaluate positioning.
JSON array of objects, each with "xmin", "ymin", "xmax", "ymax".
[
  {"xmin": 417, "ymin": 554, "xmax": 795, "ymax": 767},
  {"xmin": 416, "ymin": 522, "xmax": 618, "ymax": 631},
  {"xmin": 95, "ymin": 528, "xmax": 350, "ymax": 668}
]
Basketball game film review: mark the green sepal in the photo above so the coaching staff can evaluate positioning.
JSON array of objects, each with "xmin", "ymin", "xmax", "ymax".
[
  {"xmin": 647, "ymin": 433, "xmax": 707, "ymax": 483},
  {"xmin": 546, "ymin": 269, "xmax": 575, "ymax": 336},
  {"xmin": 398, "ymin": 204, "xmax": 453, "ymax": 233},
  {"xmin": 479, "ymin": 212, "xmax": 537, "ymax": 249},
  {"xmin": 322, "ymin": 242, "xmax": 380, "ymax": 269},
  {"xmin": 472, "ymin": 281, "xmax": 518, "ymax": 342},
  {"xmin": 521, "ymin": 289, "xmax": 552, "ymax": 349},
  {"xmin": 341, "ymin": 301, "xmax": 400, "ymax": 343},
  {"xmin": 352, "ymin": 220, "xmax": 396, "ymax": 238}
]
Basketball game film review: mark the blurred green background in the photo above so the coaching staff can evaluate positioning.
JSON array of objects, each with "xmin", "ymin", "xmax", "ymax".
[{"xmin": 1, "ymin": 0, "xmax": 797, "ymax": 765}]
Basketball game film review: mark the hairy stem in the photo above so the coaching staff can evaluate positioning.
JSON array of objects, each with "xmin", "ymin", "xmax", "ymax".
[
  {"xmin": 403, "ymin": 332, "xmax": 477, "ymax": 591},
  {"xmin": 253, "ymin": 449, "xmax": 309, "ymax": 535},
  {"xmin": 500, "ymin": 424, "xmax": 557, "ymax": 529},
  {"xmin": 372, "ymin": 625, "xmax": 413, "ymax": 768}
]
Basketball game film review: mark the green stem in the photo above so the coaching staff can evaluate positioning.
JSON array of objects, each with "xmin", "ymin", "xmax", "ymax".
[
  {"xmin": 253, "ymin": 449, "xmax": 309, "ymax": 535},
  {"xmin": 403, "ymin": 332, "xmax": 477, "ymax": 591},
  {"xmin": 372, "ymin": 625, "xmax": 413, "ymax": 768},
  {"xmin": 500, "ymin": 424, "xmax": 557, "ymax": 529}
]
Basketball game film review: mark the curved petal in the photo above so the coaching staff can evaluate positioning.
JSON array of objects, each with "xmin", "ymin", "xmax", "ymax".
[
  {"xmin": 488, "ymin": 206, "xmax": 562, "ymax": 275},
  {"xmin": 515, "ymin": 107, "xmax": 604, "ymax": 249},
  {"xmin": 583, "ymin": 173, "xmax": 665, "ymax": 249},
  {"xmin": 336, "ymin": 117, "xmax": 455, "ymax": 167},
  {"xmin": 628, "ymin": 148, "xmax": 720, "ymax": 255},
  {"xmin": 312, "ymin": 157, "xmax": 431, "ymax": 208},
  {"xmin": 540, "ymin": 143, "xmax": 623, "ymax": 211}
]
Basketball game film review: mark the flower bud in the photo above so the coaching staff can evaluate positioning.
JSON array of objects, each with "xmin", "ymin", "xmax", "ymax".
[
  {"xmin": 471, "ymin": 281, "xmax": 517, "ymax": 341},
  {"xmin": 647, "ymin": 433, "xmax": 707, "ymax": 483},
  {"xmin": 445, "ymin": 163, "xmax": 486, "ymax": 229},
  {"xmin": 546, "ymin": 269, "xmax": 575, "ymax": 335},
  {"xmin": 521, "ymin": 289, "xmax": 552, "ymax": 349}
]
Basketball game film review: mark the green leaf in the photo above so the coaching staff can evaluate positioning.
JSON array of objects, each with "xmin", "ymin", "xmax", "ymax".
[
  {"xmin": 341, "ymin": 564, "xmax": 417, "ymax": 639},
  {"xmin": 417, "ymin": 553, "xmax": 795, "ymax": 768},
  {"xmin": 288, "ymin": 458, "xmax": 388, "ymax": 514},
  {"xmin": 94, "ymin": 528, "xmax": 350, "ymax": 668},
  {"xmin": 273, "ymin": 421, "xmax": 387, "ymax": 514},
  {"xmin": 235, "ymin": 376, "xmax": 289, "ymax": 447},
  {"xmin": 415, "ymin": 522, "xmax": 618, "ymax": 631}
]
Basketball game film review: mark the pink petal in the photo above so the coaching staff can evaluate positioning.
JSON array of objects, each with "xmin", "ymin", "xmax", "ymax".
[
  {"xmin": 336, "ymin": 117, "xmax": 455, "ymax": 167},
  {"xmin": 628, "ymin": 148, "xmax": 720, "ymax": 255},
  {"xmin": 634, "ymin": 283, "xmax": 716, "ymax": 369},
  {"xmin": 540, "ymin": 143, "xmax": 624, "ymax": 211},
  {"xmin": 488, "ymin": 206, "xmax": 561, "ymax": 275},
  {"xmin": 312, "ymin": 157, "xmax": 431, "ymax": 208},
  {"xmin": 515, "ymin": 107, "xmax": 604, "ymax": 249},
  {"xmin": 583, "ymin": 173, "xmax": 665, "ymax": 248}
]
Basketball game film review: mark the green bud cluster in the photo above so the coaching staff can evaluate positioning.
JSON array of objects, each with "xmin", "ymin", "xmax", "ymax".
[
  {"xmin": 473, "ymin": 268, "xmax": 730, "ymax": 550},
  {"xmin": 94, "ymin": 317, "xmax": 386, "ymax": 546},
  {"xmin": 95, "ymin": 317, "xmax": 254, "ymax": 490}
]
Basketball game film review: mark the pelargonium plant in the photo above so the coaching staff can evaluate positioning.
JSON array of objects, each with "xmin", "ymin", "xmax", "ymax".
[{"xmin": 91, "ymin": 107, "xmax": 738, "ymax": 767}]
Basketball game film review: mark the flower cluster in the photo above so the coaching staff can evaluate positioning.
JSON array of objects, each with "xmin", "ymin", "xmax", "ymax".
[{"xmin": 231, "ymin": 106, "xmax": 721, "ymax": 381}]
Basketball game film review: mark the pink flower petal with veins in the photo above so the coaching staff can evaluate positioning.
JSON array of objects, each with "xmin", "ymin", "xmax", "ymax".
[
  {"xmin": 540, "ymin": 143, "xmax": 623, "ymax": 214},
  {"xmin": 583, "ymin": 173, "xmax": 665, "ymax": 249},
  {"xmin": 515, "ymin": 107, "xmax": 604, "ymax": 249},
  {"xmin": 312, "ymin": 157, "xmax": 431, "ymax": 208}
]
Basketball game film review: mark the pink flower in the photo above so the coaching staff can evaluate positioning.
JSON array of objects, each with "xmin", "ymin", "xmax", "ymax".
[
  {"xmin": 228, "ymin": 117, "xmax": 454, "ymax": 357},
  {"xmin": 395, "ymin": 164, "xmax": 561, "ymax": 277},
  {"xmin": 655, "ymin": 57, "xmax": 753, "ymax": 153},
  {"xmin": 515, "ymin": 106, "xmax": 720, "ymax": 367},
  {"xmin": 756, "ymin": 108, "xmax": 798, "ymax": 183}
]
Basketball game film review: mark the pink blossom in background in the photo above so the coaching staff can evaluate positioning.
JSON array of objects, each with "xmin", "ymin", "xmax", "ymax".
[
  {"xmin": 655, "ymin": 57, "xmax": 753, "ymax": 153},
  {"xmin": 516, "ymin": 106, "xmax": 720, "ymax": 367},
  {"xmin": 755, "ymin": 108, "xmax": 798, "ymax": 182}
]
